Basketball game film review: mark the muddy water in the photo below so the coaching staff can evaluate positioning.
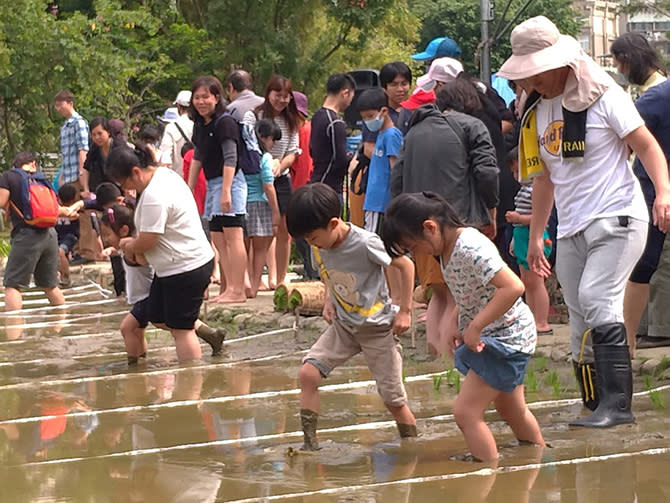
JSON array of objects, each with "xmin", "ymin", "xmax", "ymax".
[{"xmin": 2, "ymin": 285, "xmax": 670, "ymax": 502}]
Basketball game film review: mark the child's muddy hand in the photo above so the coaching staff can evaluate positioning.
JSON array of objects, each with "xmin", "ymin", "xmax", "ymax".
[
  {"xmin": 463, "ymin": 325, "xmax": 485, "ymax": 353},
  {"xmin": 446, "ymin": 330, "xmax": 462, "ymax": 355},
  {"xmin": 322, "ymin": 301, "xmax": 336, "ymax": 324},
  {"xmin": 392, "ymin": 309, "xmax": 411, "ymax": 335},
  {"xmin": 101, "ymin": 246, "xmax": 117, "ymax": 257}
]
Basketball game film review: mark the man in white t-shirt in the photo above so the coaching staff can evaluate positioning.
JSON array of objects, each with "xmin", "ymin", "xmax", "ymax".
[
  {"xmin": 158, "ymin": 90, "xmax": 194, "ymax": 176},
  {"xmin": 499, "ymin": 16, "xmax": 670, "ymax": 429}
]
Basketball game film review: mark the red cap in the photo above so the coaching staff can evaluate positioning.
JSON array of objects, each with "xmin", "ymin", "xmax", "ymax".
[{"xmin": 399, "ymin": 88, "xmax": 436, "ymax": 110}]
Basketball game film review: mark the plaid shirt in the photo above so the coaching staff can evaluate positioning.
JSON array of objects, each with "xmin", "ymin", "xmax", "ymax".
[{"xmin": 60, "ymin": 111, "xmax": 89, "ymax": 183}]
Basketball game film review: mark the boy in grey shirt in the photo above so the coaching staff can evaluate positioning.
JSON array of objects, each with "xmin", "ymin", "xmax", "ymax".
[{"xmin": 286, "ymin": 183, "xmax": 417, "ymax": 450}]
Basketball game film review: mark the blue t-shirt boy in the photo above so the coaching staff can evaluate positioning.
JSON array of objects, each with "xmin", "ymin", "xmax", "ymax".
[{"xmin": 363, "ymin": 126, "xmax": 403, "ymax": 213}]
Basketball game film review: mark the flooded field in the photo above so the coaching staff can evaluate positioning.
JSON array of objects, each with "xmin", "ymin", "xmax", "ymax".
[{"xmin": 1, "ymin": 283, "xmax": 670, "ymax": 502}]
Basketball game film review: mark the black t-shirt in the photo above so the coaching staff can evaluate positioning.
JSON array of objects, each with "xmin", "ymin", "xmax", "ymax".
[
  {"xmin": 309, "ymin": 107, "xmax": 348, "ymax": 191},
  {"xmin": 192, "ymin": 113, "xmax": 240, "ymax": 180},
  {"xmin": 0, "ymin": 170, "xmax": 42, "ymax": 236},
  {"xmin": 83, "ymin": 140, "xmax": 116, "ymax": 193}
]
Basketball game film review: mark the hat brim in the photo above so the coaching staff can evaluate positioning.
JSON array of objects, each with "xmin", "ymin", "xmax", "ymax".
[
  {"xmin": 416, "ymin": 74, "xmax": 438, "ymax": 92},
  {"xmin": 497, "ymin": 35, "xmax": 578, "ymax": 81},
  {"xmin": 411, "ymin": 51, "xmax": 435, "ymax": 61}
]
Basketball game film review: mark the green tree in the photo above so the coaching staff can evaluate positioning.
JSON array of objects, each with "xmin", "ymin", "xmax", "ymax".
[
  {"xmin": 0, "ymin": 0, "xmax": 420, "ymax": 167},
  {"xmin": 410, "ymin": 0, "xmax": 582, "ymax": 75}
]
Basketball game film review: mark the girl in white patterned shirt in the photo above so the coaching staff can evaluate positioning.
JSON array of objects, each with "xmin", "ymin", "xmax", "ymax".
[{"xmin": 383, "ymin": 191, "xmax": 545, "ymax": 461}]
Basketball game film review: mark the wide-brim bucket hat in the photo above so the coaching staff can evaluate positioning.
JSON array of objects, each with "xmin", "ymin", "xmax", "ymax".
[{"xmin": 498, "ymin": 16, "xmax": 580, "ymax": 81}]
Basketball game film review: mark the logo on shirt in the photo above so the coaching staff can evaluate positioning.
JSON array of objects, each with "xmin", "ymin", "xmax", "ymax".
[{"xmin": 539, "ymin": 120, "xmax": 563, "ymax": 157}]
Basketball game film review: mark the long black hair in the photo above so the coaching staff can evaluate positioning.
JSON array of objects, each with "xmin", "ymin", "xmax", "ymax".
[
  {"xmin": 105, "ymin": 143, "xmax": 155, "ymax": 182},
  {"xmin": 382, "ymin": 192, "xmax": 465, "ymax": 258},
  {"xmin": 611, "ymin": 33, "xmax": 666, "ymax": 86}
]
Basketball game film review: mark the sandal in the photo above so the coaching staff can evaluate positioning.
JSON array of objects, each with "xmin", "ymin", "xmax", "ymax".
[{"xmin": 537, "ymin": 328, "xmax": 554, "ymax": 336}]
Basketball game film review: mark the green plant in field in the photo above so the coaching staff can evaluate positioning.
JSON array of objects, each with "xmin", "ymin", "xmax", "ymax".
[
  {"xmin": 544, "ymin": 370, "xmax": 561, "ymax": 397},
  {"xmin": 433, "ymin": 373, "xmax": 444, "ymax": 391},
  {"xmin": 644, "ymin": 375, "xmax": 665, "ymax": 409},
  {"xmin": 655, "ymin": 357, "xmax": 670, "ymax": 377},
  {"xmin": 448, "ymin": 368, "xmax": 461, "ymax": 393},
  {"xmin": 526, "ymin": 369, "xmax": 538, "ymax": 392},
  {"xmin": 530, "ymin": 356, "xmax": 548, "ymax": 373},
  {"xmin": 432, "ymin": 368, "xmax": 461, "ymax": 393}
]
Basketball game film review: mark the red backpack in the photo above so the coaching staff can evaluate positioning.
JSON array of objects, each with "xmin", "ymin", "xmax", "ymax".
[{"xmin": 9, "ymin": 168, "xmax": 59, "ymax": 228}]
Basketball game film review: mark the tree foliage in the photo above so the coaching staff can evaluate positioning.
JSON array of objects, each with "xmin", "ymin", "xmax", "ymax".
[
  {"xmin": 410, "ymin": 0, "xmax": 582, "ymax": 75},
  {"xmin": 0, "ymin": 0, "xmax": 419, "ymax": 166}
]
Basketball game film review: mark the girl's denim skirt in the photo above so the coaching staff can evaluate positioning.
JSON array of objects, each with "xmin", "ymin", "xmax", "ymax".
[{"xmin": 454, "ymin": 336, "xmax": 531, "ymax": 393}]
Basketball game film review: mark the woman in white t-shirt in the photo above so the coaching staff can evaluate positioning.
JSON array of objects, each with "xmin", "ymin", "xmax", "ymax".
[
  {"xmin": 105, "ymin": 143, "xmax": 215, "ymax": 361},
  {"xmin": 498, "ymin": 17, "xmax": 670, "ymax": 429}
]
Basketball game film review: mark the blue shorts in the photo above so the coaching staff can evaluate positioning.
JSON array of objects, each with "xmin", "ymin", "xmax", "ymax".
[
  {"xmin": 513, "ymin": 226, "xmax": 552, "ymax": 271},
  {"xmin": 204, "ymin": 171, "xmax": 247, "ymax": 220},
  {"xmin": 454, "ymin": 336, "xmax": 531, "ymax": 393}
]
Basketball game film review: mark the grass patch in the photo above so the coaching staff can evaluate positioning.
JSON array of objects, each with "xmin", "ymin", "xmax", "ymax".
[{"xmin": 644, "ymin": 375, "xmax": 665, "ymax": 409}]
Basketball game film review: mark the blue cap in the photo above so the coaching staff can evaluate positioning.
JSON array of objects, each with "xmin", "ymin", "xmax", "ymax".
[{"xmin": 412, "ymin": 36, "xmax": 462, "ymax": 61}]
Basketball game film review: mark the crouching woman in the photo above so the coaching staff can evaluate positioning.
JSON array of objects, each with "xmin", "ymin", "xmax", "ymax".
[{"xmin": 105, "ymin": 144, "xmax": 214, "ymax": 361}]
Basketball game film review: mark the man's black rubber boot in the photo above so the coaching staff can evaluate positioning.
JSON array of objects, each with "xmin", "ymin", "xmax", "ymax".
[
  {"xmin": 570, "ymin": 323, "xmax": 634, "ymax": 428},
  {"xmin": 572, "ymin": 359, "xmax": 598, "ymax": 411}
]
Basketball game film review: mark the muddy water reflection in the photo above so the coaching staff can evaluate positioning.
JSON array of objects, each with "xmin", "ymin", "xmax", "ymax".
[{"xmin": 2, "ymin": 286, "xmax": 670, "ymax": 501}]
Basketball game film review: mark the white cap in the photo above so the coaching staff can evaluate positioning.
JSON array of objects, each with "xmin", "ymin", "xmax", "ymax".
[
  {"xmin": 416, "ymin": 57, "xmax": 464, "ymax": 91},
  {"xmin": 159, "ymin": 107, "xmax": 179, "ymax": 123},
  {"xmin": 173, "ymin": 90, "xmax": 192, "ymax": 107}
]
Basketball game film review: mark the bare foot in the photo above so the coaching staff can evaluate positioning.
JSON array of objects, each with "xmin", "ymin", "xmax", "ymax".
[{"xmin": 213, "ymin": 293, "xmax": 247, "ymax": 304}]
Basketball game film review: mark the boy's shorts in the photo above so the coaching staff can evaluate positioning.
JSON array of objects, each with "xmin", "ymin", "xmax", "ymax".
[
  {"xmin": 58, "ymin": 233, "xmax": 79, "ymax": 255},
  {"xmin": 4, "ymin": 227, "xmax": 59, "ymax": 289},
  {"xmin": 303, "ymin": 319, "xmax": 407, "ymax": 407},
  {"xmin": 513, "ymin": 226, "xmax": 552, "ymax": 271}
]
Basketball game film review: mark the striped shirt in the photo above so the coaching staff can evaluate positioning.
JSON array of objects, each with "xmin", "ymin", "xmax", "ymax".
[
  {"xmin": 60, "ymin": 111, "xmax": 90, "ymax": 184},
  {"xmin": 243, "ymin": 111, "xmax": 299, "ymax": 176},
  {"xmin": 513, "ymin": 184, "xmax": 533, "ymax": 222}
]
